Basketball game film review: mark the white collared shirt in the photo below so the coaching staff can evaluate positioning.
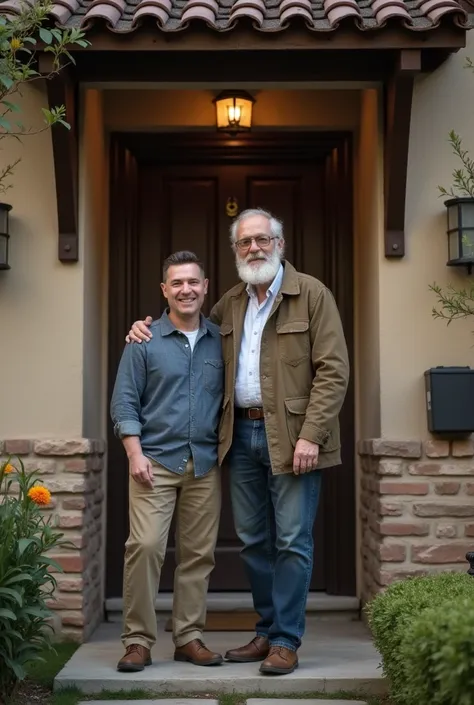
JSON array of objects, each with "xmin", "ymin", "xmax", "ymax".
[{"xmin": 234, "ymin": 264, "xmax": 284, "ymax": 408}]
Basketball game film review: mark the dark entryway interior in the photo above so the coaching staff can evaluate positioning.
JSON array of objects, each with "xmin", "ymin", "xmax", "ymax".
[{"xmin": 106, "ymin": 131, "xmax": 355, "ymax": 599}]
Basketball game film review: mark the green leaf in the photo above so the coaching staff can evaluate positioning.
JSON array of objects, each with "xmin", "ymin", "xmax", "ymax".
[
  {"xmin": 0, "ymin": 587, "xmax": 23, "ymax": 606},
  {"xmin": 17, "ymin": 537, "xmax": 36, "ymax": 555},
  {"xmin": 1, "ymin": 100, "xmax": 20, "ymax": 113},
  {"xmin": 0, "ymin": 608, "xmax": 17, "ymax": 620},
  {"xmin": 21, "ymin": 606, "xmax": 50, "ymax": 619},
  {"xmin": 0, "ymin": 115, "xmax": 11, "ymax": 130},
  {"xmin": 39, "ymin": 27, "xmax": 53, "ymax": 44},
  {"xmin": 5, "ymin": 657, "xmax": 26, "ymax": 681},
  {"xmin": 37, "ymin": 556, "xmax": 63, "ymax": 572},
  {"xmin": 0, "ymin": 75, "xmax": 13, "ymax": 90},
  {"xmin": 4, "ymin": 572, "xmax": 33, "ymax": 586}
]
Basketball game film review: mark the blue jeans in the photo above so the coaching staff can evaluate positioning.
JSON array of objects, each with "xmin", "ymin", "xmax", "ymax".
[{"xmin": 228, "ymin": 417, "xmax": 321, "ymax": 651}]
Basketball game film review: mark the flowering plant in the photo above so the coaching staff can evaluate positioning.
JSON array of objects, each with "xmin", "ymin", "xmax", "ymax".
[{"xmin": 0, "ymin": 457, "xmax": 65, "ymax": 701}]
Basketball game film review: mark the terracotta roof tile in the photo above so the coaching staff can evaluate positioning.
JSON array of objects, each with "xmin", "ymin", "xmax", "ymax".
[{"xmin": 0, "ymin": 0, "xmax": 469, "ymax": 32}]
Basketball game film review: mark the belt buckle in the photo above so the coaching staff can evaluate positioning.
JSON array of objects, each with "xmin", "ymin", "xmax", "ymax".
[{"xmin": 248, "ymin": 407, "xmax": 262, "ymax": 420}]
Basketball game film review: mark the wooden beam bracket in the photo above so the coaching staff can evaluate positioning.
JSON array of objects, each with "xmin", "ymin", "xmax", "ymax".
[
  {"xmin": 384, "ymin": 49, "xmax": 421, "ymax": 258},
  {"xmin": 40, "ymin": 56, "xmax": 79, "ymax": 263}
]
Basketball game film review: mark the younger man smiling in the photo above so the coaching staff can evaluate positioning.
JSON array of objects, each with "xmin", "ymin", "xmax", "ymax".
[{"xmin": 110, "ymin": 251, "xmax": 224, "ymax": 672}]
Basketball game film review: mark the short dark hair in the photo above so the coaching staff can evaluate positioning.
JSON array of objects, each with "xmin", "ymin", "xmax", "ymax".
[{"xmin": 162, "ymin": 251, "xmax": 205, "ymax": 281}]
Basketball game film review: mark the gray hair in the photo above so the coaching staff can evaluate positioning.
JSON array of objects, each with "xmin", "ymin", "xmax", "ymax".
[{"xmin": 229, "ymin": 208, "xmax": 284, "ymax": 244}]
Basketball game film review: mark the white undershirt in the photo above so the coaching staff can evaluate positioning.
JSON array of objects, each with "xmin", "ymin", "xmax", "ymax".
[{"xmin": 181, "ymin": 328, "xmax": 199, "ymax": 351}]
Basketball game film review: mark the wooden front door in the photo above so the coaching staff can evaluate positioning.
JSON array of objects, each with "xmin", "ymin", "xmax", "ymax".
[{"xmin": 106, "ymin": 132, "xmax": 355, "ymax": 598}]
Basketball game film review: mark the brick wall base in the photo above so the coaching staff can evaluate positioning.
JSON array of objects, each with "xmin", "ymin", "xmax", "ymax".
[
  {"xmin": 0, "ymin": 438, "xmax": 106, "ymax": 642},
  {"xmin": 359, "ymin": 438, "xmax": 474, "ymax": 603}
]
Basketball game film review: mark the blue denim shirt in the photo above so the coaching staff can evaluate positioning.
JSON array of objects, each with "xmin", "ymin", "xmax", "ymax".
[{"xmin": 110, "ymin": 310, "xmax": 224, "ymax": 477}]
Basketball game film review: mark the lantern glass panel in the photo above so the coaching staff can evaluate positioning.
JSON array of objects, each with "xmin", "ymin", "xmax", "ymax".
[
  {"xmin": 461, "ymin": 201, "xmax": 474, "ymax": 228},
  {"xmin": 215, "ymin": 94, "xmax": 253, "ymax": 131},
  {"xmin": 449, "ymin": 230, "xmax": 460, "ymax": 261},
  {"xmin": 0, "ymin": 233, "xmax": 7, "ymax": 266},
  {"xmin": 448, "ymin": 203, "xmax": 458, "ymax": 231},
  {"xmin": 461, "ymin": 229, "xmax": 474, "ymax": 260}
]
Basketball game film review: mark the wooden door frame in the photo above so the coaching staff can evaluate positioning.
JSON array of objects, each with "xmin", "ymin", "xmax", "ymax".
[{"xmin": 106, "ymin": 130, "xmax": 355, "ymax": 598}]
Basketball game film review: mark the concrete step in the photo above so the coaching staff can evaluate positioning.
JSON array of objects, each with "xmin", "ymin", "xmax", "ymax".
[{"xmin": 55, "ymin": 617, "xmax": 384, "ymax": 698}]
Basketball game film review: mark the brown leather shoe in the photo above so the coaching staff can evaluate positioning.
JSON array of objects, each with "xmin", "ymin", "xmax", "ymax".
[
  {"xmin": 259, "ymin": 646, "xmax": 298, "ymax": 675},
  {"xmin": 117, "ymin": 644, "xmax": 152, "ymax": 672},
  {"xmin": 225, "ymin": 636, "xmax": 270, "ymax": 663},
  {"xmin": 174, "ymin": 639, "xmax": 223, "ymax": 666}
]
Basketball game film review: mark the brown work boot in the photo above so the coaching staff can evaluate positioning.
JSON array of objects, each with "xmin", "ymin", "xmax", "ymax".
[
  {"xmin": 225, "ymin": 636, "xmax": 270, "ymax": 663},
  {"xmin": 174, "ymin": 638, "xmax": 223, "ymax": 666},
  {"xmin": 117, "ymin": 644, "xmax": 152, "ymax": 672},
  {"xmin": 259, "ymin": 646, "xmax": 298, "ymax": 675}
]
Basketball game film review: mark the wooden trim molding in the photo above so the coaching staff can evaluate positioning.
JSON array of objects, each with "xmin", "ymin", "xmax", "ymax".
[
  {"xmin": 384, "ymin": 49, "xmax": 421, "ymax": 258},
  {"xmin": 41, "ymin": 58, "xmax": 79, "ymax": 262}
]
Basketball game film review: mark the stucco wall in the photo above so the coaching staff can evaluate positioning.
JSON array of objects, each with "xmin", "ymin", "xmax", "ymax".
[
  {"xmin": 379, "ymin": 38, "xmax": 474, "ymax": 439},
  {"xmin": 0, "ymin": 83, "xmax": 83, "ymax": 438}
]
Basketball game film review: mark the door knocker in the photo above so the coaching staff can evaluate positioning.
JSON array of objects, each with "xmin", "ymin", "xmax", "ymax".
[{"xmin": 226, "ymin": 197, "xmax": 239, "ymax": 218}]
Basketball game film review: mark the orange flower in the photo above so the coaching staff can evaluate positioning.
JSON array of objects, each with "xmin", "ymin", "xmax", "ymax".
[
  {"xmin": 28, "ymin": 486, "xmax": 51, "ymax": 506},
  {"xmin": 3, "ymin": 463, "xmax": 15, "ymax": 474}
]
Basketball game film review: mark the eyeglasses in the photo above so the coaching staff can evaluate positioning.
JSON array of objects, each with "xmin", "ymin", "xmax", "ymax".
[{"xmin": 235, "ymin": 235, "xmax": 278, "ymax": 251}]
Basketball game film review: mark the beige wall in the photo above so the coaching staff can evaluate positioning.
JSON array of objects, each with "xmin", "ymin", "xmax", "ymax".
[
  {"xmin": 0, "ymin": 83, "xmax": 84, "ymax": 438},
  {"xmin": 379, "ymin": 37, "xmax": 474, "ymax": 439},
  {"xmin": 104, "ymin": 89, "xmax": 360, "ymax": 130},
  {"xmin": 80, "ymin": 90, "xmax": 109, "ymax": 439}
]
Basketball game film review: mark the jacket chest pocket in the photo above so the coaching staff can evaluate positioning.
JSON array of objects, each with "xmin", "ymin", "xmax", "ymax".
[
  {"xmin": 276, "ymin": 320, "xmax": 310, "ymax": 366},
  {"xmin": 204, "ymin": 359, "xmax": 224, "ymax": 395}
]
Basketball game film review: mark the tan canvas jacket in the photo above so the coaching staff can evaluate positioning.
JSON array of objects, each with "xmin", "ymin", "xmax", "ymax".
[{"xmin": 209, "ymin": 260, "xmax": 350, "ymax": 474}]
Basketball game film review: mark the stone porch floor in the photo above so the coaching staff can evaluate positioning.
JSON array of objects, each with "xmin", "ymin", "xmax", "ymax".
[{"xmin": 54, "ymin": 616, "xmax": 385, "ymax": 697}]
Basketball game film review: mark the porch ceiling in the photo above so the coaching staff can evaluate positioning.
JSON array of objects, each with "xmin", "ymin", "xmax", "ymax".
[{"xmin": 1, "ymin": 0, "xmax": 471, "ymax": 35}]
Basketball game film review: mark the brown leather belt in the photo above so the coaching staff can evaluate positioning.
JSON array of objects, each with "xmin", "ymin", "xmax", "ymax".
[{"xmin": 234, "ymin": 406, "xmax": 265, "ymax": 420}]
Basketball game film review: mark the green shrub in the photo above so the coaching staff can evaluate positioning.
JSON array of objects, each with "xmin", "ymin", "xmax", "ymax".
[
  {"xmin": 400, "ymin": 597, "xmax": 474, "ymax": 705},
  {"xmin": 365, "ymin": 572, "xmax": 474, "ymax": 704},
  {"xmin": 0, "ymin": 457, "xmax": 66, "ymax": 702}
]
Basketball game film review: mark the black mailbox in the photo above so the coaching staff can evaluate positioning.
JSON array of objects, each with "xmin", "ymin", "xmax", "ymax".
[{"xmin": 425, "ymin": 366, "xmax": 474, "ymax": 435}]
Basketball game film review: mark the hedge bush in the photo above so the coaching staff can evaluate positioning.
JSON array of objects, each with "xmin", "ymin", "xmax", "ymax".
[
  {"xmin": 365, "ymin": 572, "xmax": 474, "ymax": 704},
  {"xmin": 400, "ymin": 597, "xmax": 474, "ymax": 705}
]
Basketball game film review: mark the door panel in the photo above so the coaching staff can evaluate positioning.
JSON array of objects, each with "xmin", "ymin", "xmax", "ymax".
[{"xmin": 106, "ymin": 133, "xmax": 355, "ymax": 598}]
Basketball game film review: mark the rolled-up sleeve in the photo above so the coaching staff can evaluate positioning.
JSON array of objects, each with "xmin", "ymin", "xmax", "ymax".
[{"xmin": 110, "ymin": 343, "xmax": 147, "ymax": 439}]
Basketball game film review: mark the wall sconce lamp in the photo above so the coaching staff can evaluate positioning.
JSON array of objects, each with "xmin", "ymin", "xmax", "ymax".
[
  {"xmin": 214, "ymin": 91, "xmax": 256, "ymax": 135},
  {"xmin": 0, "ymin": 203, "xmax": 12, "ymax": 270},
  {"xmin": 445, "ymin": 197, "xmax": 474, "ymax": 275}
]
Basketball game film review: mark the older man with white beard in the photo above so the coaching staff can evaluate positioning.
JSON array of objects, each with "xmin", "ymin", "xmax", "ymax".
[{"xmin": 127, "ymin": 208, "xmax": 349, "ymax": 675}]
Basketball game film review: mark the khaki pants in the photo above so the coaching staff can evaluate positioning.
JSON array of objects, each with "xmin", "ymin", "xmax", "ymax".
[{"xmin": 122, "ymin": 459, "xmax": 221, "ymax": 649}]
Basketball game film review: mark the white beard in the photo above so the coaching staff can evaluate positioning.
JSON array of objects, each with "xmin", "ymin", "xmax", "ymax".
[{"xmin": 236, "ymin": 248, "xmax": 282, "ymax": 286}]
